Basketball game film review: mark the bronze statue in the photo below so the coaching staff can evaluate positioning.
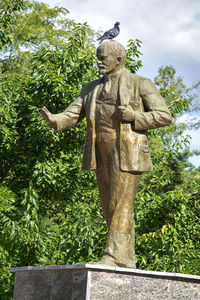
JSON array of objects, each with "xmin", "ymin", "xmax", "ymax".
[{"xmin": 40, "ymin": 41, "xmax": 172, "ymax": 268}]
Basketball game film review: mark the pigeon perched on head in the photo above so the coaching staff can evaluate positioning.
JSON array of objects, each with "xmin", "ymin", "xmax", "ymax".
[{"xmin": 97, "ymin": 22, "xmax": 120, "ymax": 44}]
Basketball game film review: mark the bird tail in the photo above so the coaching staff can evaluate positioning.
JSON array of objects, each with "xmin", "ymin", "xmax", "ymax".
[{"xmin": 96, "ymin": 37, "xmax": 103, "ymax": 44}]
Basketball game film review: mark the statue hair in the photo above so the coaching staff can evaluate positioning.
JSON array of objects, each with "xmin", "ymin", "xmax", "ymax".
[{"xmin": 97, "ymin": 41, "xmax": 127, "ymax": 66}]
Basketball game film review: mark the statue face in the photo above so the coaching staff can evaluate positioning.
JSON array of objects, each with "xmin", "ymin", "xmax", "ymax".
[{"xmin": 97, "ymin": 45, "xmax": 119, "ymax": 75}]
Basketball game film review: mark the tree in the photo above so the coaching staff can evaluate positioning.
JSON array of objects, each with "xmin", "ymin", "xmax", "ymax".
[
  {"xmin": 134, "ymin": 66, "xmax": 200, "ymax": 274},
  {"xmin": 0, "ymin": 0, "xmax": 26, "ymax": 49},
  {"xmin": 0, "ymin": 1, "xmax": 100, "ymax": 298}
]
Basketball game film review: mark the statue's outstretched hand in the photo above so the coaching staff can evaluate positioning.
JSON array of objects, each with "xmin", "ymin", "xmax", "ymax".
[{"xmin": 40, "ymin": 106, "xmax": 57, "ymax": 132}]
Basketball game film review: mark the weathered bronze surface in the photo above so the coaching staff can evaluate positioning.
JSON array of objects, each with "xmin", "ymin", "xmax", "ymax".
[{"xmin": 40, "ymin": 41, "xmax": 172, "ymax": 268}]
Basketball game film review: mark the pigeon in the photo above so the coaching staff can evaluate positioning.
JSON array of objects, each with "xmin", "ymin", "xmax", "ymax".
[{"xmin": 97, "ymin": 22, "xmax": 120, "ymax": 44}]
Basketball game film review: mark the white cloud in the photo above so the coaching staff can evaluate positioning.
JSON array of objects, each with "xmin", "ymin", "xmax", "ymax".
[
  {"xmin": 177, "ymin": 113, "xmax": 200, "ymax": 166},
  {"xmin": 188, "ymin": 129, "xmax": 200, "ymax": 150},
  {"xmin": 188, "ymin": 127, "xmax": 200, "ymax": 167}
]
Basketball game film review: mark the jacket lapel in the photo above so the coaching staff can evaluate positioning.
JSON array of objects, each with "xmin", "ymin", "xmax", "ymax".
[
  {"xmin": 82, "ymin": 80, "xmax": 103, "ymax": 171},
  {"xmin": 118, "ymin": 69, "xmax": 132, "ymax": 106}
]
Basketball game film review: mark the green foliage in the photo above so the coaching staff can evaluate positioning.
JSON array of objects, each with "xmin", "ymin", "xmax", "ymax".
[
  {"xmin": 134, "ymin": 66, "xmax": 200, "ymax": 274},
  {"xmin": 0, "ymin": 0, "xmax": 26, "ymax": 49},
  {"xmin": 0, "ymin": 186, "xmax": 17, "ymax": 298},
  {"xmin": 125, "ymin": 38, "xmax": 143, "ymax": 73},
  {"xmin": 0, "ymin": 1, "xmax": 100, "ymax": 298},
  {"xmin": 135, "ymin": 167, "xmax": 200, "ymax": 274},
  {"xmin": 0, "ymin": 1, "xmax": 199, "ymax": 298}
]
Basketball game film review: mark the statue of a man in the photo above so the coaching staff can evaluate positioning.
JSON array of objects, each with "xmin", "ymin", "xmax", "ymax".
[{"xmin": 40, "ymin": 41, "xmax": 172, "ymax": 268}]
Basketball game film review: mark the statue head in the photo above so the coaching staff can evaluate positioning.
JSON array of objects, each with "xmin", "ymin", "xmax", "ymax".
[{"xmin": 96, "ymin": 41, "xmax": 126, "ymax": 75}]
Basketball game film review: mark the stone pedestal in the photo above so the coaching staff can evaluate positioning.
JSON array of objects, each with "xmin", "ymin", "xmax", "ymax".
[{"xmin": 11, "ymin": 264, "xmax": 200, "ymax": 300}]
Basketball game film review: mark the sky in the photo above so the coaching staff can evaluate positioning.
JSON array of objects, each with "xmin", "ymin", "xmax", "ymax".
[{"xmin": 43, "ymin": 0, "xmax": 200, "ymax": 167}]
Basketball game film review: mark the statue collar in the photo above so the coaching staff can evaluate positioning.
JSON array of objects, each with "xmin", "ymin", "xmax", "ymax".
[{"xmin": 103, "ymin": 67, "xmax": 125, "ymax": 82}]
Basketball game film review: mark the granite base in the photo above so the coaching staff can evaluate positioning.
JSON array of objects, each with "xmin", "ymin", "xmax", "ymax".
[{"xmin": 11, "ymin": 264, "xmax": 200, "ymax": 300}]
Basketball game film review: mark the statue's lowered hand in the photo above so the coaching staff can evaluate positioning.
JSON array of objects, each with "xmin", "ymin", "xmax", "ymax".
[{"xmin": 40, "ymin": 106, "xmax": 57, "ymax": 132}]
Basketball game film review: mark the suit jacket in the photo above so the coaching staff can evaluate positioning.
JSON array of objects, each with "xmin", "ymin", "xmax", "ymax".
[{"xmin": 54, "ymin": 68, "xmax": 172, "ymax": 172}]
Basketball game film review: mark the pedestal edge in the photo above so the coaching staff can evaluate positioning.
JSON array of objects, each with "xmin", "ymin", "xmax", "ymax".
[{"xmin": 10, "ymin": 264, "xmax": 200, "ymax": 282}]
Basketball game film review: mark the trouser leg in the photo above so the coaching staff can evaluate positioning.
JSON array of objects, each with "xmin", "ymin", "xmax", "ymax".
[
  {"xmin": 105, "ymin": 171, "xmax": 141, "ymax": 267},
  {"xmin": 96, "ymin": 138, "xmax": 141, "ymax": 267}
]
